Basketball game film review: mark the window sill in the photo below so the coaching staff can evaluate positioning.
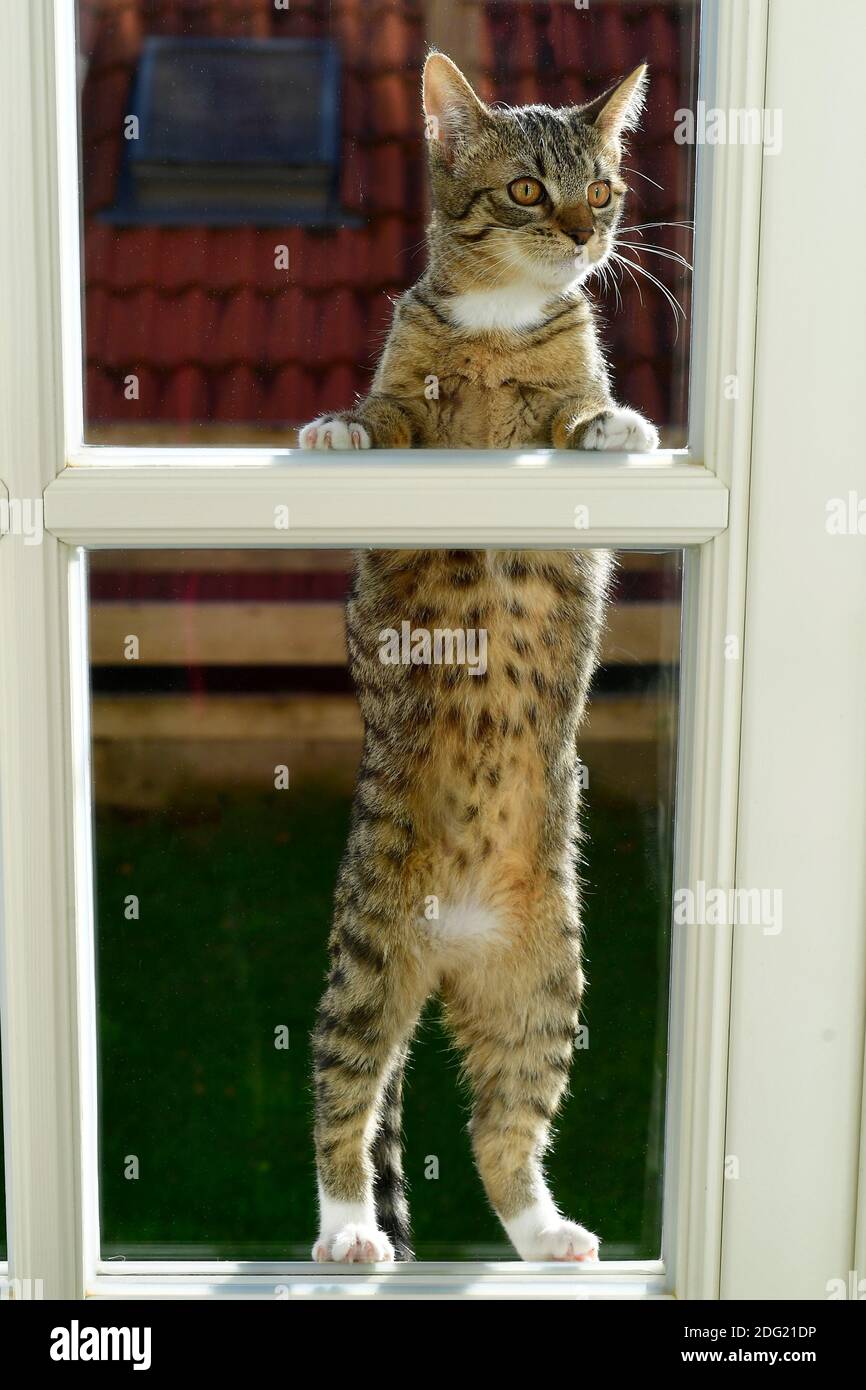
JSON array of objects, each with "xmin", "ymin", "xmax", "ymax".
[{"xmin": 88, "ymin": 1260, "xmax": 669, "ymax": 1301}]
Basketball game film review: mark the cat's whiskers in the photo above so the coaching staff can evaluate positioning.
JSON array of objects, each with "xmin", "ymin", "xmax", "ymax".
[
  {"xmin": 613, "ymin": 250, "xmax": 686, "ymax": 320},
  {"xmin": 617, "ymin": 240, "xmax": 693, "ymax": 273},
  {"xmin": 610, "ymin": 261, "xmax": 625, "ymax": 316},
  {"xmin": 586, "ymin": 256, "xmax": 623, "ymax": 315},
  {"xmin": 476, "ymin": 243, "xmax": 536, "ymax": 294},
  {"xmin": 621, "ymin": 220, "xmax": 695, "ymax": 236},
  {"xmin": 611, "ymin": 249, "xmax": 686, "ymax": 339},
  {"xmin": 592, "ymin": 259, "xmax": 614, "ymax": 308},
  {"xmin": 474, "ymin": 239, "xmax": 563, "ymax": 300},
  {"xmin": 610, "ymin": 250, "xmax": 646, "ymax": 308},
  {"xmin": 621, "ymin": 165, "xmax": 665, "ymax": 192}
]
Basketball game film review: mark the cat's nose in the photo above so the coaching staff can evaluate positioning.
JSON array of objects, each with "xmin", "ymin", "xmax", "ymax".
[{"xmin": 564, "ymin": 225, "xmax": 594, "ymax": 247}]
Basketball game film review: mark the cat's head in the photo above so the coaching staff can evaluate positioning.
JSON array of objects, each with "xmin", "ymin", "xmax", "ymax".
[{"xmin": 422, "ymin": 53, "xmax": 647, "ymax": 296}]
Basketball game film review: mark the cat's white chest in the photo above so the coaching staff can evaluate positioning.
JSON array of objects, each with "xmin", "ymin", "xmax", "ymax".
[
  {"xmin": 420, "ymin": 897, "xmax": 505, "ymax": 946},
  {"xmin": 449, "ymin": 286, "xmax": 552, "ymax": 333}
]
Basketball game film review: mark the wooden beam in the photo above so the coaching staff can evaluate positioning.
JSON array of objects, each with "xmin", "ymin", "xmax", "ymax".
[
  {"xmin": 90, "ymin": 601, "xmax": 348, "ymax": 666},
  {"xmin": 89, "ymin": 600, "xmax": 680, "ymax": 667},
  {"xmin": 91, "ymin": 692, "xmax": 663, "ymax": 745},
  {"xmin": 93, "ymin": 694, "xmax": 363, "ymax": 743}
]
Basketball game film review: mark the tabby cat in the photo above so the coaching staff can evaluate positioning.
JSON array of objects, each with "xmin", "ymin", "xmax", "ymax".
[{"xmin": 300, "ymin": 53, "xmax": 659, "ymax": 1263}]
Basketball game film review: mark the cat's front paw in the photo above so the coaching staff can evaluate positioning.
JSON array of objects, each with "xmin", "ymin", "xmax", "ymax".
[
  {"xmin": 581, "ymin": 407, "xmax": 659, "ymax": 452},
  {"xmin": 312, "ymin": 1224, "xmax": 395, "ymax": 1264},
  {"xmin": 298, "ymin": 416, "xmax": 371, "ymax": 451}
]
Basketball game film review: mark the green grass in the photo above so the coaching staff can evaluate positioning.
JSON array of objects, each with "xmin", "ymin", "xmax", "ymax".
[{"xmin": 96, "ymin": 783, "xmax": 671, "ymax": 1262}]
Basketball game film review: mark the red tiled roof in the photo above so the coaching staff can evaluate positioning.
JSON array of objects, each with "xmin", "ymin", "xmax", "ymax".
[
  {"xmin": 87, "ymin": 562, "xmax": 680, "ymax": 604},
  {"xmin": 81, "ymin": 0, "xmax": 696, "ymax": 434}
]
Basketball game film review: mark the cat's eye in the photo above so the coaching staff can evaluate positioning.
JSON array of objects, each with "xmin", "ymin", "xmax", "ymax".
[
  {"xmin": 588, "ymin": 180, "xmax": 612, "ymax": 208},
  {"xmin": 508, "ymin": 177, "xmax": 546, "ymax": 207}
]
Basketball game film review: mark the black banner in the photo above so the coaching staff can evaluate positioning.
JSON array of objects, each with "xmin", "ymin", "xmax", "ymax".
[{"xmin": 0, "ymin": 1296, "xmax": 860, "ymax": 1374}]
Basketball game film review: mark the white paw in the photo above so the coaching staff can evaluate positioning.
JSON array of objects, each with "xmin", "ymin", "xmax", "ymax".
[
  {"xmin": 581, "ymin": 407, "xmax": 659, "ymax": 453},
  {"xmin": 527, "ymin": 1219, "xmax": 600, "ymax": 1264},
  {"xmin": 312, "ymin": 1224, "xmax": 395, "ymax": 1264},
  {"xmin": 503, "ymin": 1197, "xmax": 600, "ymax": 1263},
  {"xmin": 298, "ymin": 416, "xmax": 371, "ymax": 451}
]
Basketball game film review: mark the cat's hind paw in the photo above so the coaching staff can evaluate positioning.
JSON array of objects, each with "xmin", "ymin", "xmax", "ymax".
[
  {"xmin": 533, "ymin": 1220, "xmax": 600, "ymax": 1264},
  {"xmin": 312, "ymin": 1224, "xmax": 395, "ymax": 1264},
  {"xmin": 504, "ymin": 1202, "xmax": 600, "ymax": 1264},
  {"xmin": 580, "ymin": 407, "xmax": 659, "ymax": 453},
  {"xmin": 298, "ymin": 417, "xmax": 371, "ymax": 451}
]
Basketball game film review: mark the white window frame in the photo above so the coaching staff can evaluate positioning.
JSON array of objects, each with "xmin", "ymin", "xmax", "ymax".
[{"xmin": 1, "ymin": 0, "xmax": 864, "ymax": 1301}]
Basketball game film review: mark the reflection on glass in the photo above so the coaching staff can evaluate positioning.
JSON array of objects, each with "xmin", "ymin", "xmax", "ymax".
[
  {"xmin": 89, "ymin": 548, "xmax": 681, "ymax": 1260},
  {"xmin": 78, "ymin": 0, "xmax": 699, "ymax": 446}
]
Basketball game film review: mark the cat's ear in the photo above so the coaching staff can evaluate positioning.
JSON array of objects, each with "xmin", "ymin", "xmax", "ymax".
[
  {"xmin": 578, "ymin": 64, "xmax": 648, "ymax": 147},
  {"xmin": 423, "ymin": 52, "xmax": 491, "ymax": 161}
]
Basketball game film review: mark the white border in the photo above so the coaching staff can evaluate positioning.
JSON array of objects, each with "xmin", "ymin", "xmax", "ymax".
[
  {"xmin": 3, "ymin": 0, "xmax": 751, "ymax": 1303},
  {"xmin": 17, "ymin": 0, "xmax": 866, "ymax": 1305},
  {"xmin": 722, "ymin": 0, "xmax": 866, "ymax": 1300}
]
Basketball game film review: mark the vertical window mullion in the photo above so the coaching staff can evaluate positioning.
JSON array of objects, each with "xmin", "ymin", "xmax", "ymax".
[{"xmin": 0, "ymin": 0, "xmax": 85, "ymax": 1299}]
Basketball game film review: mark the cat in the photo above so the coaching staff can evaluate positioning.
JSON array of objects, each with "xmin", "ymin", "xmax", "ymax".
[{"xmin": 300, "ymin": 53, "xmax": 659, "ymax": 1264}]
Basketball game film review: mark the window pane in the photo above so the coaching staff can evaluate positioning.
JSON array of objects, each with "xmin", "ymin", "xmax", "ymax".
[
  {"xmin": 88, "ymin": 547, "xmax": 682, "ymax": 1260},
  {"xmin": 77, "ymin": 0, "xmax": 699, "ymax": 447}
]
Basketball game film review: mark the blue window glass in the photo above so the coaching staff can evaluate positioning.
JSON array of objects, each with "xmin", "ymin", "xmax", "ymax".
[{"xmin": 108, "ymin": 38, "xmax": 346, "ymax": 226}]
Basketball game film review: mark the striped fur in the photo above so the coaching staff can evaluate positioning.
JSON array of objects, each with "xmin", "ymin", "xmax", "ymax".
[
  {"xmin": 308, "ymin": 56, "xmax": 658, "ymax": 1263},
  {"xmin": 370, "ymin": 1052, "xmax": 412, "ymax": 1259}
]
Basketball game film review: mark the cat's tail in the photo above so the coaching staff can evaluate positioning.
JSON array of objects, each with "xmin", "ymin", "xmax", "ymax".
[{"xmin": 373, "ymin": 1052, "xmax": 414, "ymax": 1260}]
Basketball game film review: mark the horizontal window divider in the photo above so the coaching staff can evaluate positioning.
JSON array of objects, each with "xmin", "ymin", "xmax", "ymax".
[{"xmin": 45, "ymin": 454, "xmax": 727, "ymax": 548}]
